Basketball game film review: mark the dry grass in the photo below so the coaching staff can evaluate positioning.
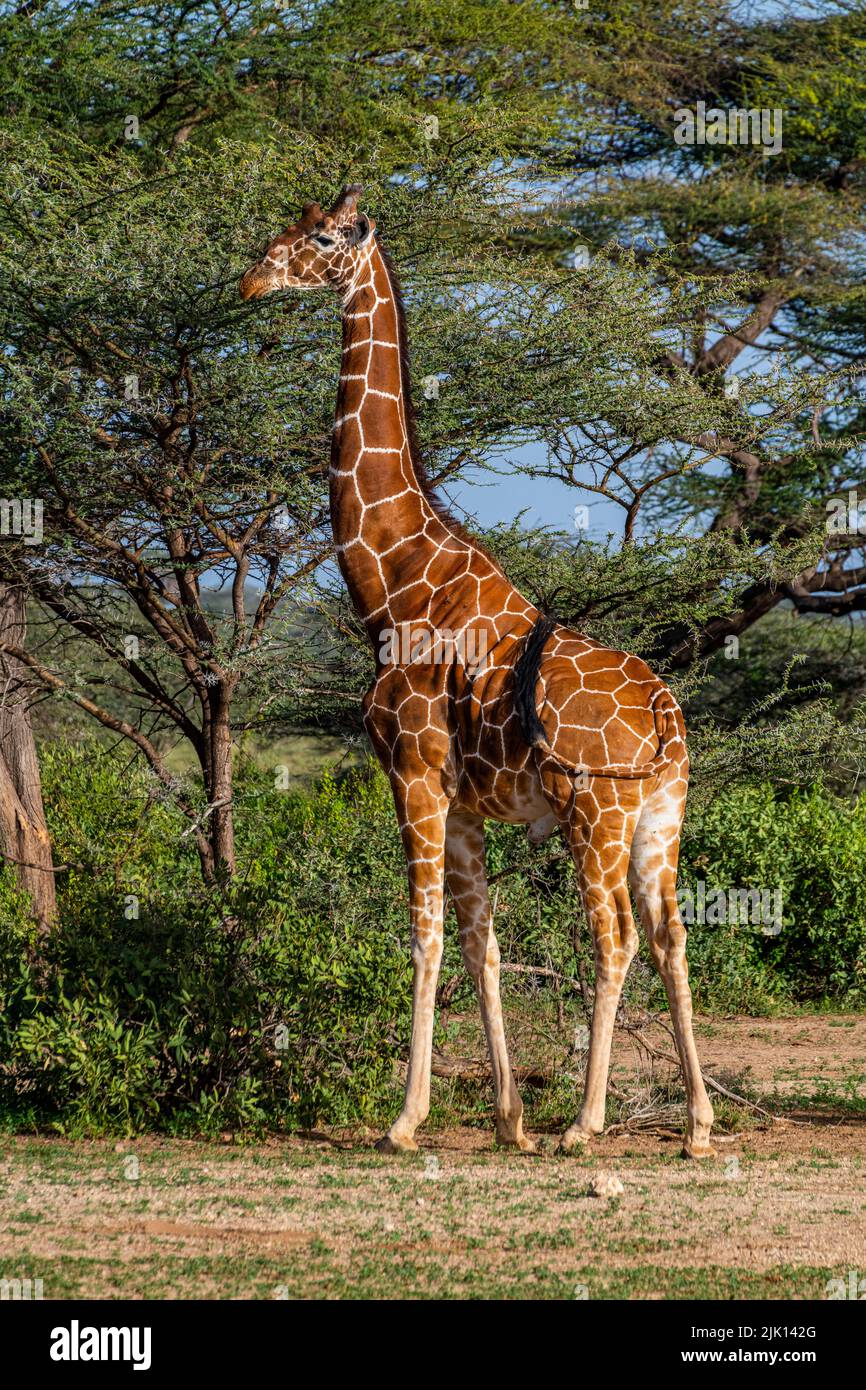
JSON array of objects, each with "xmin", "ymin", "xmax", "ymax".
[{"xmin": 1, "ymin": 1014, "xmax": 864, "ymax": 1300}]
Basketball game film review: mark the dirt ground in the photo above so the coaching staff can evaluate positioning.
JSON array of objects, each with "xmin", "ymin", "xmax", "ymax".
[{"xmin": 1, "ymin": 1014, "xmax": 864, "ymax": 1300}]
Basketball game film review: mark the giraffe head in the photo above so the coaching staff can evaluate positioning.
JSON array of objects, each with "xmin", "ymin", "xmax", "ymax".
[{"xmin": 239, "ymin": 185, "xmax": 375, "ymax": 302}]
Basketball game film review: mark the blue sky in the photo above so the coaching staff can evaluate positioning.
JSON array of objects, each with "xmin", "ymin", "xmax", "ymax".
[{"xmin": 448, "ymin": 445, "xmax": 626, "ymax": 536}]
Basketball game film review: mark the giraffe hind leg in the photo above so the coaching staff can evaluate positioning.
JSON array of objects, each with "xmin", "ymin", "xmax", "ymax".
[
  {"xmin": 559, "ymin": 873, "xmax": 638, "ymax": 1151},
  {"xmin": 537, "ymin": 770, "xmax": 644, "ymax": 1153},
  {"xmin": 628, "ymin": 776, "xmax": 715, "ymax": 1158}
]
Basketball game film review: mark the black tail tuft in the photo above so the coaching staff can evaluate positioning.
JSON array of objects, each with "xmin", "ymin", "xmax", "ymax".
[{"xmin": 514, "ymin": 614, "xmax": 557, "ymax": 747}]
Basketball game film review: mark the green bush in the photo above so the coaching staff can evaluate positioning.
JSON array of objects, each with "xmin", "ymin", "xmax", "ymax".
[
  {"xmin": 1, "ymin": 745, "xmax": 414, "ymax": 1136},
  {"xmin": 681, "ymin": 782, "xmax": 866, "ymax": 1006},
  {"xmin": 12, "ymin": 994, "xmax": 162, "ymax": 1135}
]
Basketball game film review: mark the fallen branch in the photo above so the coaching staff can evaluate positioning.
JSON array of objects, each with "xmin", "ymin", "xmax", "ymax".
[
  {"xmin": 604, "ymin": 1106, "xmax": 683, "ymax": 1136},
  {"xmin": 621, "ymin": 1019, "xmax": 781, "ymax": 1122},
  {"xmin": 398, "ymin": 1049, "xmax": 553, "ymax": 1088}
]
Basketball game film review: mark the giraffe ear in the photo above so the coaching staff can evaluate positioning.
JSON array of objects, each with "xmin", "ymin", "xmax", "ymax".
[{"xmin": 347, "ymin": 214, "xmax": 372, "ymax": 247}]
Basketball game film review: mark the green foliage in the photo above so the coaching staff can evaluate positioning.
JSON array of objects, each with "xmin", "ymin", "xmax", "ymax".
[
  {"xmin": 682, "ymin": 781, "xmax": 866, "ymax": 1005},
  {"xmin": 0, "ymin": 744, "xmax": 415, "ymax": 1135},
  {"xmin": 11, "ymin": 995, "xmax": 163, "ymax": 1136}
]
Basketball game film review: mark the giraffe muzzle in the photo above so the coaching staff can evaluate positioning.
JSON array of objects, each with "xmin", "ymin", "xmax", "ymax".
[{"xmin": 239, "ymin": 268, "xmax": 266, "ymax": 301}]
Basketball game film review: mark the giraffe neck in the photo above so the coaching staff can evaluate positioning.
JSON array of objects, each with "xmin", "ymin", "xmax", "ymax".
[{"xmin": 330, "ymin": 241, "xmax": 458, "ymax": 640}]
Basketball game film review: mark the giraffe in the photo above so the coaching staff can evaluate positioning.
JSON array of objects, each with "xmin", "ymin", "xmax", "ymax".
[{"xmin": 240, "ymin": 186, "xmax": 715, "ymax": 1159}]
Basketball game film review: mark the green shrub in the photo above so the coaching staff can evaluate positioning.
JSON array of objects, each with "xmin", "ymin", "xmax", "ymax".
[
  {"xmin": 681, "ymin": 782, "xmax": 866, "ymax": 1006},
  {"xmin": 12, "ymin": 994, "xmax": 162, "ymax": 1136},
  {"xmin": 0, "ymin": 745, "xmax": 414, "ymax": 1135}
]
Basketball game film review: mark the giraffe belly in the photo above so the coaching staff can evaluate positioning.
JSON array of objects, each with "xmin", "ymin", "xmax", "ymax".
[
  {"xmin": 455, "ymin": 764, "xmax": 551, "ymax": 828},
  {"xmin": 527, "ymin": 810, "xmax": 559, "ymax": 844}
]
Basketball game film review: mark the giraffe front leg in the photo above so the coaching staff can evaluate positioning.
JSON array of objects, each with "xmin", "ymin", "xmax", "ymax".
[
  {"xmin": 376, "ymin": 777, "xmax": 448, "ymax": 1156},
  {"xmin": 445, "ymin": 809, "xmax": 535, "ymax": 1154}
]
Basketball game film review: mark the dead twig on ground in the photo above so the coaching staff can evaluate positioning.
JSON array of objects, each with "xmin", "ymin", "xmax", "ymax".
[{"xmin": 620, "ymin": 1013, "xmax": 784, "ymax": 1123}]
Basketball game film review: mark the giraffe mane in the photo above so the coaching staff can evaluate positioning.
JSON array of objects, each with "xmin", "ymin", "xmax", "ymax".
[{"xmin": 377, "ymin": 242, "xmax": 505, "ymax": 576}]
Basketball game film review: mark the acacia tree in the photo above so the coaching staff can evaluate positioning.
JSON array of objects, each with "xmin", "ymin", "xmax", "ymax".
[
  {"xmin": 507, "ymin": 0, "xmax": 866, "ymax": 662},
  {"xmin": 1, "ymin": 0, "xmax": 864, "ymax": 909},
  {"xmin": 0, "ymin": 134, "xmax": 354, "ymax": 881}
]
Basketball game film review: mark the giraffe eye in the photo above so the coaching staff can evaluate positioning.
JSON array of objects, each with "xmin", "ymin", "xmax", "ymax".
[{"xmin": 313, "ymin": 233, "xmax": 335, "ymax": 248}]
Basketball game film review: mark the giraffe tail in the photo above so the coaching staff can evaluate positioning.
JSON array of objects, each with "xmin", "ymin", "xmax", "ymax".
[{"xmin": 514, "ymin": 615, "xmax": 681, "ymax": 780}]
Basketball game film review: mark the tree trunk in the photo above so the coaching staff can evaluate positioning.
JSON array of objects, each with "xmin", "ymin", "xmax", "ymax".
[
  {"xmin": 0, "ymin": 583, "xmax": 57, "ymax": 933},
  {"xmin": 202, "ymin": 685, "xmax": 236, "ymax": 879}
]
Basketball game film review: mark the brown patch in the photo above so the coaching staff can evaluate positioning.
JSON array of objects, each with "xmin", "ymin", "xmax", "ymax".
[{"xmin": 638, "ymin": 1012, "xmax": 866, "ymax": 1101}]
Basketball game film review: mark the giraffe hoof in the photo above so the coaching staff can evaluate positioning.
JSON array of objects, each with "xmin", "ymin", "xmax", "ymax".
[
  {"xmin": 557, "ymin": 1126, "xmax": 594, "ymax": 1155},
  {"xmin": 495, "ymin": 1130, "xmax": 538, "ymax": 1155},
  {"xmin": 375, "ymin": 1134, "xmax": 419, "ymax": 1155},
  {"xmin": 681, "ymin": 1141, "xmax": 716, "ymax": 1160}
]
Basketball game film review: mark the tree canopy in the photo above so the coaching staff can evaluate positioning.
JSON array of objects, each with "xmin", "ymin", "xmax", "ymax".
[{"xmin": 2, "ymin": 0, "xmax": 865, "ymax": 880}]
